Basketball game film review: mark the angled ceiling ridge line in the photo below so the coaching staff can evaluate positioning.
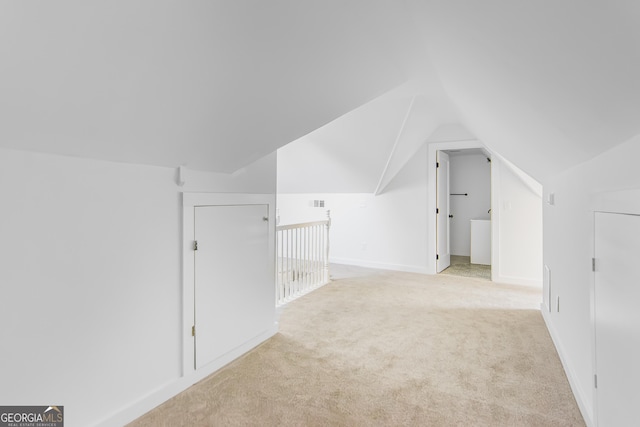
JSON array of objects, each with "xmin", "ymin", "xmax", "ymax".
[{"xmin": 373, "ymin": 95, "xmax": 416, "ymax": 196}]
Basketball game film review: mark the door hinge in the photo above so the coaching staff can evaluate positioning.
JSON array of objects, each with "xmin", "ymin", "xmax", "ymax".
[
  {"xmin": 436, "ymin": 208, "xmax": 439, "ymax": 214},
  {"xmin": 594, "ymin": 374, "xmax": 598, "ymax": 388},
  {"xmin": 436, "ymin": 254, "xmax": 439, "ymax": 260},
  {"xmin": 192, "ymin": 325, "xmax": 195, "ymax": 337},
  {"xmin": 591, "ymin": 257, "xmax": 596, "ymax": 272},
  {"xmin": 193, "ymin": 240, "xmax": 198, "ymax": 251},
  {"xmin": 436, "ymin": 162, "xmax": 439, "ymax": 168}
]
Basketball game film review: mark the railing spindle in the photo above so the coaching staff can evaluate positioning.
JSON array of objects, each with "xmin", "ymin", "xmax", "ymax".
[{"xmin": 275, "ymin": 212, "xmax": 331, "ymax": 306}]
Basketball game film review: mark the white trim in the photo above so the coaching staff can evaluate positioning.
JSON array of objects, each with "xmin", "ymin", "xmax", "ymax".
[
  {"xmin": 95, "ymin": 326, "xmax": 277, "ymax": 427},
  {"xmin": 492, "ymin": 275, "xmax": 541, "ymax": 287},
  {"xmin": 427, "ymin": 140, "xmax": 484, "ymax": 275},
  {"xmin": 330, "ymin": 257, "xmax": 429, "ymax": 274},
  {"xmin": 542, "ymin": 308, "xmax": 594, "ymax": 427},
  {"xmin": 374, "ymin": 96, "xmax": 416, "ymax": 195},
  {"xmin": 591, "ymin": 188, "xmax": 640, "ymax": 215}
]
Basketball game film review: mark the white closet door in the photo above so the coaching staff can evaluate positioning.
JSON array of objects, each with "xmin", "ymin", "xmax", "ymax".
[
  {"xmin": 594, "ymin": 212, "xmax": 640, "ymax": 427},
  {"xmin": 194, "ymin": 204, "xmax": 272, "ymax": 369},
  {"xmin": 436, "ymin": 151, "xmax": 451, "ymax": 272}
]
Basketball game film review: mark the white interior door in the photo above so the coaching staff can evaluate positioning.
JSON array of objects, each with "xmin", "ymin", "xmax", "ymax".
[
  {"xmin": 594, "ymin": 212, "xmax": 640, "ymax": 427},
  {"xmin": 436, "ymin": 151, "xmax": 450, "ymax": 272},
  {"xmin": 194, "ymin": 204, "xmax": 272, "ymax": 369}
]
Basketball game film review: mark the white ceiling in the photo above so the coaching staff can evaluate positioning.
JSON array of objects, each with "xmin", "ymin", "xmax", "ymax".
[
  {"xmin": 411, "ymin": 0, "xmax": 640, "ymax": 180},
  {"xmin": 0, "ymin": 1, "xmax": 422, "ymax": 172},
  {"xmin": 277, "ymin": 80, "xmax": 456, "ymax": 193},
  {"xmin": 2, "ymin": 1, "xmax": 639, "ymax": 181}
]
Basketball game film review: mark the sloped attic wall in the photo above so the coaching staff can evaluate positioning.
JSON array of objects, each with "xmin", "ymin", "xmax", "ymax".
[
  {"xmin": 0, "ymin": 147, "xmax": 276, "ymax": 427},
  {"xmin": 278, "ymin": 143, "xmax": 430, "ymax": 273},
  {"xmin": 279, "ymin": 113, "xmax": 544, "ymax": 281},
  {"xmin": 0, "ymin": 1, "xmax": 424, "ymax": 173},
  {"xmin": 277, "ymin": 81, "xmax": 454, "ymax": 272},
  {"xmin": 410, "ymin": 0, "xmax": 640, "ymax": 183},
  {"xmin": 0, "ymin": 4, "xmax": 445, "ymax": 425},
  {"xmin": 277, "ymin": 80, "xmax": 455, "ymax": 194},
  {"xmin": 277, "ymin": 96, "xmax": 413, "ymax": 193},
  {"xmin": 542, "ymin": 133, "xmax": 640, "ymax": 425}
]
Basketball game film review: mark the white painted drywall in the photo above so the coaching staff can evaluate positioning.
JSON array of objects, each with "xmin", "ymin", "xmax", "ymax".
[
  {"xmin": 0, "ymin": 147, "xmax": 276, "ymax": 427},
  {"xmin": 542, "ymin": 132, "xmax": 640, "ymax": 426},
  {"xmin": 426, "ymin": 123, "xmax": 476, "ymax": 143},
  {"xmin": 491, "ymin": 157, "xmax": 542, "ymax": 287},
  {"xmin": 277, "ymin": 144, "xmax": 429, "ymax": 273},
  {"xmin": 0, "ymin": 2, "xmax": 425, "ymax": 173},
  {"xmin": 181, "ymin": 152, "xmax": 277, "ymax": 194},
  {"xmin": 414, "ymin": 0, "xmax": 640, "ymax": 183},
  {"xmin": 448, "ymin": 153, "xmax": 491, "ymax": 256},
  {"xmin": 276, "ymin": 82, "xmax": 454, "ymax": 195},
  {"xmin": 374, "ymin": 96, "xmax": 441, "ymax": 194}
]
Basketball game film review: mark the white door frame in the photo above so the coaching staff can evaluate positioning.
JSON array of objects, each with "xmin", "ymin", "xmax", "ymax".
[
  {"xmin": 427, "ymin": 140, "xmax": 486, "ymax": 274},
  {"xmin": 436, "ymin": 151, "xmax": 451, "ymax": 272},
  {"xmin": 182, "ymin": 192, "xmax": 276, "ymax": 376}
]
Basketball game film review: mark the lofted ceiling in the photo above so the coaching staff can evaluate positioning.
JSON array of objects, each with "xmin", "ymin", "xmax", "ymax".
[
  {"xmin": 0, "ymin": 1, "xmax": 422, "ymax": 172},
  {"xmin": 2, "ymin": 1, "xmax": 639, "ymax": 181},
  {"xmin": 277, "ymin": 80, "xmax": 457, "ymax": 193},
  {"xmin": 410, "ymin": 0, "xmax": 640, "ymax": 181}
]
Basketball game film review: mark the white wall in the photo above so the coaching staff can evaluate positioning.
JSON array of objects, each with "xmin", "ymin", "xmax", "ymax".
[
  {"xmin": 280, "ymin": 135, "xmax": 542, "ymax": 284},
  {"xmin": 416, "ymin": 1, "xmax": 640, "ymax": 183},
  {"xmin": 491, "ymin": 157, "xmax": 543, "ymax": 286},
  {"xmin": 449, "ymin": 153, "xmax": 491, "ymax": 256},
  {"xmin": 542, "ymin": 132, "xmax": 640, "ymax": 426},
  {"xmin": 277, "ymin": 144, "xmax": 429, "ymax": 273},
  {"xmin": 181, "ymin": 152, "xmax": 277, "ymax": 194},
  {"xmin": 0, "ymin": 147, "xmax": 276, "ymax": 427}
]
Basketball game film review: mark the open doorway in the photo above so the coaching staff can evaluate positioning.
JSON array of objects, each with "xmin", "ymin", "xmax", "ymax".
[
  {"xmin": 428, "ymin": 140, "xmax": 543, "ymax": 287},
  {"xmin": 428, "ymin": 140, "xmax": 487, "ymax": 275},
  {"xmin": 436, "ymin": 147, "xmax": 492, "ymax": 280}
]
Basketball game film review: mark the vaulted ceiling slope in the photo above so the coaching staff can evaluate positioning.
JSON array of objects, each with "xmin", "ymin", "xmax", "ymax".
[
  {"xmin": 2, "ymin": 1, "xmax": 639, "ymax": 180},
  {"xmin": 277, "ymin": 80, "xmax": 457, "ymax": 193},
  {"xmin": 410, "ymin": 0, "xmax": 640, "ymax": 181},
  {"xmin": 0, "ymin": 1, "xmax": 422, "ymax": 172}
]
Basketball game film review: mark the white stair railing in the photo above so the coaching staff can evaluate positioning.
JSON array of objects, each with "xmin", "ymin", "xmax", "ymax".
[{"xmin": 276, "ymin": 210, "xmax": 331, "ymax": 306}]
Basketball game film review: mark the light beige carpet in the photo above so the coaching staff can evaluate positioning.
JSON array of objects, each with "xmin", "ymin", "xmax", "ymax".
[
  {"xmin": 129, "ymin": 265, "xmax": 584, "ymax": 427},
  {"xmin": 440, "ymin": 255, "xmax": 492, "ymax": 280}
]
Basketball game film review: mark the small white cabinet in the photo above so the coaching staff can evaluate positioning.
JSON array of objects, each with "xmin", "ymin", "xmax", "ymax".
[{"xmin": 470, "ymin": 219, "xmax": 491, "ymax": 265}]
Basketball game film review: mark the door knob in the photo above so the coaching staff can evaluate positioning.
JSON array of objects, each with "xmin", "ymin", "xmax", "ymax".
[{"xmin": 449, "ymin": 214, "xmax": 454, "ymax": 218}]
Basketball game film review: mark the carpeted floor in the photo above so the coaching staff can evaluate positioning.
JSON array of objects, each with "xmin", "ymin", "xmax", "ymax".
[
  {"xmin": 440, "ymin": 255, "xmax": 492, "ymax": 280},
  {"xmin": 129, "ymin": 264, "xmax": 584, "ymax": 427}
]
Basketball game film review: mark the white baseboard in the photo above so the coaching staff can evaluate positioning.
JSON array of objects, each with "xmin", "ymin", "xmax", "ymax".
[
  {"xmin": 329, "ymin": 257, "xmax": 429, "ymax": 274},
  {"xmin": 493, "ymin": 273, "xmax": 542, "ymax": 287},
  {"xmin": 541, "ymin": 308, "xmax": 594, "ymax": 427},
  {"xmin": 95, "ymin": 324, "xmax": 278, "ymax": 427}
]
